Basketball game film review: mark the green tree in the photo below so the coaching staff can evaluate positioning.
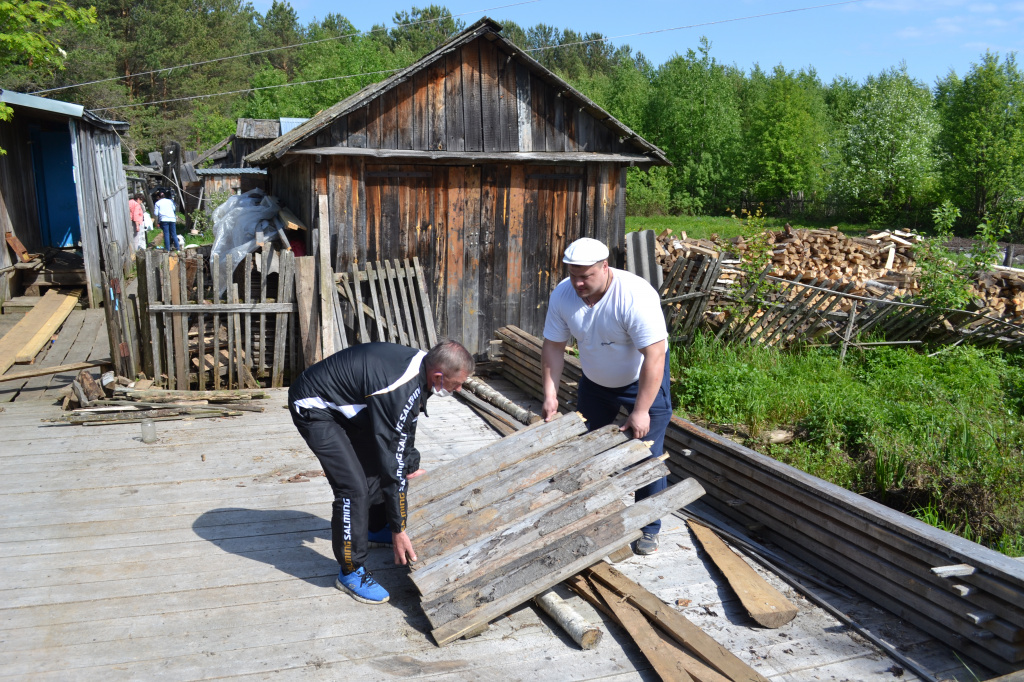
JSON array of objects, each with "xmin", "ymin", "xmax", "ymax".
[
  {"xmin": 0, "ymin": 0, "xmax": 96, "ymax": 144},
  {"xmin": 257, "ymin": 0, "xmax": 302, "ymax": 75},
  {"xmin": 646, "ymin": 38, "xmax": 741, "ymax": 214},
  {"xmin": 374, "ymin": 5, "xmax": 462, "ymax": 57},
  {"xmin": 831, "ymin": 66, "xmax": 937, "ymax": 225},
  {"xmin": 935, "ymin": 52, "xmax": 1024, "ymax": 232},
  {"xmin": 739, "ymin": 64, "xmax": 827, "ymax": 209}
]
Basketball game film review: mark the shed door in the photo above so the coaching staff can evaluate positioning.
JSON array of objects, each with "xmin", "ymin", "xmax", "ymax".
[{"xmin": 30, "ymin": 128, "xmax": 81, "ymax": 248}]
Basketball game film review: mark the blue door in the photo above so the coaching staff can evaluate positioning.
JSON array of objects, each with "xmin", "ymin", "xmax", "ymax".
[{"xmin": 30, "ymin": 128, "xmax": 81, "ymax": 248}]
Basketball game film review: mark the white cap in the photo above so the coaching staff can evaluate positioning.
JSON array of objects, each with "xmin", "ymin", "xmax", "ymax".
[{"xmin": 563, "ymin": 238, "xmax": 610, "ymax": 266}]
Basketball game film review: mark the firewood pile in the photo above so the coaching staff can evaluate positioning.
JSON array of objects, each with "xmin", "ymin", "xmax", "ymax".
[
  {"xmin": 655, "ymin": 226, "xmax": 923, "ymax": 297},
  {"xmin": 654, "ymin": 226, "xmax": 1024, "ymax": 325}
]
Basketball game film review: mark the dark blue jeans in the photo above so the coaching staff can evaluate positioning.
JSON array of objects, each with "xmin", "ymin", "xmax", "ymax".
[
  {"xmin": 161, "ymin": 221, "xmax": 178, "ymax": 251},
  {"xmin": 576, "ymin": 360, "xmax": 672, "ymax": 535}
]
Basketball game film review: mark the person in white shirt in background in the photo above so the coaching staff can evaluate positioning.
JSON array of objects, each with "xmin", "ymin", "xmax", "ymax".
[
  {"xmin": 153, "ymin": 191, "xmax": 179, "ymax": 252},
  {"xmin": 541, "ymin": 237, "xmax": 671, "ymax": 556}
]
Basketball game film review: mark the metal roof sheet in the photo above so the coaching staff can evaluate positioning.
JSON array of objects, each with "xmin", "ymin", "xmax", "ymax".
[{"xmin": 195, "ymin": 167, "xmax": 267, "ymax": 175}]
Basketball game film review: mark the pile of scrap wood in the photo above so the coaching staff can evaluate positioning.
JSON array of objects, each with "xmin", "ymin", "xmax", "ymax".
[
  {"xmin": 50, "ymin": 378, "xmax": 266, "ymax": 425},
  {"xmin": 406, "ymin": 412, "xmax": 706, "ymax": 646},
  {"xmin": 973, "ymin": 266, "xmax": 1024, "ymax": 322}
]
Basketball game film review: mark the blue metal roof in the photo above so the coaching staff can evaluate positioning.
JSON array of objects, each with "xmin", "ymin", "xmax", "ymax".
[
  {"xmin": 279, "ymin": 117, "xmax": 309, "ymax": 135},
  {"xmin": 1, "ymin": 90, "xmax": 83, "ymax": 117}
]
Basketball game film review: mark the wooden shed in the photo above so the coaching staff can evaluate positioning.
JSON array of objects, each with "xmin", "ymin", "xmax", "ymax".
[
  {"xmin": 246, "ymin": 18, "xmax": 669, "ymax": 354},
  {"xmin": 0, "ymin": 90, "xmax": 132, "ymax": 308}
]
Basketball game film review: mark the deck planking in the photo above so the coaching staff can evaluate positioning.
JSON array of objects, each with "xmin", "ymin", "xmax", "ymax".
[{"xmin": 0, "ymin": 386, "xmax": 980, "ymax": 680}]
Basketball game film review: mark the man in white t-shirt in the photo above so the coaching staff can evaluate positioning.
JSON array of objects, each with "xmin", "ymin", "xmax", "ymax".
[{"xmin": 541, "ymin": 237, "xmax": 671, "ymax": 555}]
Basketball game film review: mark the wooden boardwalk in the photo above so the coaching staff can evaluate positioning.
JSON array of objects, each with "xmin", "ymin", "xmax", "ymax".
[
  {"xmin": 0, "ymin": 307, "xmax": 110, "ymax": 404},
  {"xmin": 0, "ymin": 385, "xmax": 975, "ymax": 680}
]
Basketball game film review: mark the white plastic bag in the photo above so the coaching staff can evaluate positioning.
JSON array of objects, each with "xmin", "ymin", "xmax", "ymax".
[{"xmin": 210, "ymin": 189, "xmax": 284, "ymax": 296}]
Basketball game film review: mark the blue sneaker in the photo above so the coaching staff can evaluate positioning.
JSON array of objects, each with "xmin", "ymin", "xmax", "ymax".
[
  {"xmin": 336, "ymin": 566, "xmax": 390, "ymax": 604},
  {"xmin": 368, "ymin": 524, "xmax": 392, "ymax": 547}
]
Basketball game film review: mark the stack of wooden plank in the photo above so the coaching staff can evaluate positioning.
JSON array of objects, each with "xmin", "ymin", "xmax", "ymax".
[
  {"xmin": 406, "ymin": 412, "xmax": 706, "ymax": 646},
  {"xmin": 0, "ymin": 290, "xmax": 79, "ymax": 375},
  {"xmin": 486, "ymin": 324, "xmax": 1024, "ymax": 674}
]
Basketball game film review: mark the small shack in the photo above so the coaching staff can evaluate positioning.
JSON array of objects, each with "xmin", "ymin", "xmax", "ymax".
[
  {"xmin": 246, "ymin": 18, "xmax": 669, "ymax": 354},
  {"xmin": 0, "ymin": 90, "xmax": 132, "ymax": 308}
]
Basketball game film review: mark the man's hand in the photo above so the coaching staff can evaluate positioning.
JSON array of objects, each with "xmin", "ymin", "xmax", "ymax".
[
  {"xmin": 407, "ymin": 468, "xmax": 426, "ymax": 479},
  {"xmin": 393, "ymin": 530, "xmax": 417, "ymax": 566},
  {"xmin": 622, "ymin": 409, "xmax": 651, "ymax": 439},
  {"xmin": 542, "ymin": 395, "xmax": 560, "ymax": 422}
]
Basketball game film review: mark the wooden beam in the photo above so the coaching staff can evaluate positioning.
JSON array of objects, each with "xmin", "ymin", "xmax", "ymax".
[
  {"xmin": 686, "ymin": 520, "xmax": 797, "ymax": 629},
  {"xmin": 588, "ymin": 562, "xmax": 770, "ymax": 682},
  {"xmin": 294, "ymin": 256, "xmax": 321, "ymax": 368},
  {"xmin": 0, "ymin": 359, "xmax": 111, "ymax": 383},
  {"xmin": 0, "ymin": 291, "xmax": 77, "ymax": 373},
  {"xmin": 286, "ymin": 147, "xmax": 659, "ymax": 165},
  {"xmin": 147, "ymin": 303, "xmax": 295, "ymax": 313}
]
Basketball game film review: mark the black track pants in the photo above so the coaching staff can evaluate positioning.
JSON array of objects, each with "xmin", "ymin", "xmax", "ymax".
[{"xmin": 290, "ymin": 409, "xmax": 388, "ymax": 573}]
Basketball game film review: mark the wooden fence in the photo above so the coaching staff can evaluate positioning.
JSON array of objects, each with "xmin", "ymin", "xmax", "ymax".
[
  {"xmin": 137, "ymin": 249, "xmax": 299, "ymax": 390},
  {"xmin": 714, "ymin": 274, "xmax": 1024, "ymax": 353},
  {"xmin": 659, "ymin": 251, "xmax": 721, "ymax": 344}
]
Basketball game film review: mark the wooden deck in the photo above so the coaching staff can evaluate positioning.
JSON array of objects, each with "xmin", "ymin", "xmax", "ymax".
[
  {"xmin": 0, "ymin": 307, "xmax": 110, "ymax": 404},
  {"xmin": 0, "ymin": 384, "xmax": 978, "ymax": 680}
]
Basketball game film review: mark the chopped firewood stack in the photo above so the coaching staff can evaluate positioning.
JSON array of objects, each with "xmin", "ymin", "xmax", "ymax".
[
  {"xmin": 51, "ymin": 372, "xmax": 267, "ymax": 425},
  {"xmin": 974, "ymin": 266, "xmax": 1024, "ymax": 321},
  {"xmin": 655, "ymin": 226, "xmax": 923, "ymax": 297}
]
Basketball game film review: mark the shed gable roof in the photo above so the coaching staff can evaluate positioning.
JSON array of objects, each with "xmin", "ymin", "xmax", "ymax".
[{"xmin": 246, "ymin": 18, "xmax": 667, "ymax": 166}]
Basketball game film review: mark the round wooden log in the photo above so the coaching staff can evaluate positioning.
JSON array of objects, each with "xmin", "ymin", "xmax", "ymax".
[{"xmin": 533, "ymin": 589, "xmax": 603, "ymax": 650}]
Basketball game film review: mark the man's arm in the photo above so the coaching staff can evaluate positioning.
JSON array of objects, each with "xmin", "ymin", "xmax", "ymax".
[
  {"xmin": 541, "ymin": 338, "xmax": 567, "ymax": 421},
  {"xmin": 621, "ymin": 339, "xmax": 667, "ymax": 439}
]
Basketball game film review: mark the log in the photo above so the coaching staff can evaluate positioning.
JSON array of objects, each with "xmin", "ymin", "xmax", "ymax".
[
  {"xmin": 588, "ymin": 562, "xmax": 770, "ymax": 682},
  {"xmin": 533, "ymin": 590, "xmax": 603, "ymax": 650},
  {"xmin": 77, "ymin": 369, "xmax": 105, "ymax": 402},
  {"xmin": 686, "ymin": 520, "xmax": 798, "ymax": 628}
]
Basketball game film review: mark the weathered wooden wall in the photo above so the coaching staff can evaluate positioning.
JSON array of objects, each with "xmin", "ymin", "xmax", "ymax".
[
  {"xmin": 0, "ymin": 115, "xmax": 41, "ymax": 302},
  {"xmin": 303, "ymin": 35, "xmax": 634, "ymax": 157},
  {"xmin": 289, "ymin": 159, "xmax": 625, "ymax": 354},
  {"xmin": 72, "ymin": 123, "xmax": 133, "ymax": 305}
]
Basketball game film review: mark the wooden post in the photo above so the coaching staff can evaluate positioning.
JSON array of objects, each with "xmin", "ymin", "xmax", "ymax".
[
  {"xmin": 839, "ymin": 300, "xmax": 858, "ymax": 364},
  {"xmin": 318, "ymin": 195, "xmax": 335, "ymax": 357}
]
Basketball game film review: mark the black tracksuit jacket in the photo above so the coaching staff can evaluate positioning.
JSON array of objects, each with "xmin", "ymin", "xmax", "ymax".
[{"xmin": 288, "ymin": 343, "xmax": 428, "ymax": 532}]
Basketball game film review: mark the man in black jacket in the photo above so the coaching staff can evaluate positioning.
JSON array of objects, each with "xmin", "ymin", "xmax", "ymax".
[{"xmin": 288, "ymin": 340, "xmax": 474, "ymax": 604}]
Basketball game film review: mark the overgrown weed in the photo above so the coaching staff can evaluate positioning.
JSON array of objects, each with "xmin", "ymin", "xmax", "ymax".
[{"xmin": 671, "ymin": 332, "xmax": 1024, "ymax": 556}]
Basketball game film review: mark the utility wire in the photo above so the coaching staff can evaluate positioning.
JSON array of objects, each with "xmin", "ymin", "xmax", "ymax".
[
  {"xmin": 32, "ymin": 0, "xmax": 541, "ymax": 95},
  {"xmin": 88, "ymin": 0, "xmax": 866, "ymax": 114}
]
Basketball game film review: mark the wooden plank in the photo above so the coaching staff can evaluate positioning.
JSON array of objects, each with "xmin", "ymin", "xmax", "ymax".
[
  {"xmin": 428, "ymin": 61, "xmax": 446, "ymax": 151},
  {"xmin": 243, "ymin": 255, "xmax": 253, "ymax": 377},
  {"xmin": 271, "ymin": 252, "xmax": 293, "ymax": 387},
  {"xmin": 140, "ymin": 253, "xmax": 162, "ymax": 385},
  {"xmin": 480, "ymin": 40, "xmax": 500, "ymax": 153},
  {"xmin": 5, "ymin": 231, "xmax": 32, "ymax": 262},
  {"xmin": 366, "ymin": 264, "xmax": 390, "ymax": 342},
  {"xmin": 2, "ymin": 291, "xmax": 78, "ymax": 368},
  {"xmin": 413, "ymin": 70, "xmax": 430, "ymax": 150},
  {"xmin": 428, "ymin": 479, "xmax": 706, "ymax": 646},
  {"xmin": 588, "ymin": 562, "xmax": 770, "ymax": 682},
  {"xmin": 413, "ymin": 257, "xmax": 438, "ymax": 347},
  {"xmin": 463, "ymin": 166, "xmax": 481, "ymax": 353},
  {"xmin": 349, "ymin": 264, "xmax": 369, "ymax": 343},
  {"xmin": 196, "ymin": 255, "xmax": 206, "ymax": 391},
  {"xmin": 446, "ymin": 166, "xmax": 466, "ymax": 341},
  {"xmin": 687, "ymin": 520, "xmax": 798, "ymax": 628},
  {"xmin": 506, "ymin": 165, "xmax": 525, "ymax": 329},
  {"xmin": 382, "ymin": 260, "xmax": 409, "ymax": 346},
  {"xmin": 147, "ymin": 303, "xmax": 296, "ymax": 314},
  {"xmin": 210, "ymin": 253, "xmax": 221, "ymax": 390},
  {"xmin": 318, "ymin": 196, "xmax": 335, "ymax": 358},
  {"xmin": 462, "ymin": 39, "xmax": 483, "ymax": 152},
  {"xmin": 159, "ymin": 253, "xmax": 175, "ymax": 389},
  {"xmin": 175, "ymin": 255, "xmax": 191, "ymax": 388},
  {"xmin": 390, "ymin": 259, "xmax": 419, "ymax": 349},
  {"xmin": 530, "ymin": 74, "xmax": 546, "ymax": 153},
  {"xmin": 515, "ymin": 61, "xmax": 532, "ymax": 152},
  {"xmin": 568, "ymin": 575, "xmax": 731, "ymax": 682},
  {"xmin": 294, "ymin": 256, "xmax": 321, "ymax": 368},
  {"xmin": 445, "ymin": 49, "xmax": 465, "ymax": 152},
  {"xmin": 589, "ymin": 578, "xmax": 695, "ymax": 682},
  {"xmin": 230, "ymin": 279, "xmax": 244, "ymax": 390},
  {"xmin": 1, "ymin": 359, "xmax": 110, "ymax": 383},
  {"xmin": 402, "ymin": 258, "xmax": 427, "ymax": 349},
  {"xmin": 412, "ymin": 412, "xmax": 588, "ymax": 505}
]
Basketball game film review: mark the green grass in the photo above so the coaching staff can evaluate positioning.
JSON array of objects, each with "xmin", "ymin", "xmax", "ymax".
[
  {"xmin": 670, "ymin": 333, "xmax": 1024, "ymax": 557},
  {"xmin": 625, "ymin": 215, "xmax": 877, "ymax": 240}
]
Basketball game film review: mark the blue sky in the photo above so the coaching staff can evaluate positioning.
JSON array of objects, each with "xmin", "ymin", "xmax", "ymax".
[{"xmin": 256, "ymin": 0, "xmax": 1024, "ymax": 87}]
